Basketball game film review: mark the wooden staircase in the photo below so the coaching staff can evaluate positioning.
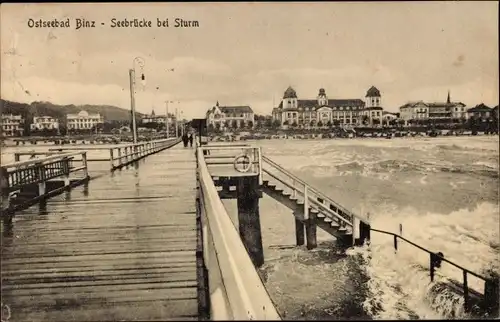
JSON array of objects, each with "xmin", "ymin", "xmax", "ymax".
[
  {"xmin": 261, "ymin": 179, "xmax": 352, "ymax": 241},
  {"xmin": 261, "ymin": 155, "xmax": 366, "ymax": 247}
]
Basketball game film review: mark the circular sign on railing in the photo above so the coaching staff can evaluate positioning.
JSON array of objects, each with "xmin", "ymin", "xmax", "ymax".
[{"xmin": 234, "ymin": 154, "xmax": 252, "ymax": 173}]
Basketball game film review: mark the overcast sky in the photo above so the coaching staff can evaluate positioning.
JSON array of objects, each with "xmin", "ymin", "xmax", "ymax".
[{"xmin": 1, "ymin": 2, "xmax": 498, "ymax": 119}]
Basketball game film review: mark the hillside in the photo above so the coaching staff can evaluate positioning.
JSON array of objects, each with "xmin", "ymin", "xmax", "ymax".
[{"xmin": 0, "ymin": 99, "xmax": 145, "ymax": 122}]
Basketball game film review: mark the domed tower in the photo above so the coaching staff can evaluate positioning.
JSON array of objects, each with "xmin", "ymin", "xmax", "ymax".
[
  {"xmin": 365, "ymin": 86, "xmax": 381, "ymax": 108},
  {"xmin": 283, "ymin": 86, "xmax": 298, "ymax": 109},
  {"xmin": 317, "ymin": 88, "xmax": 328, "ymax": 106}
]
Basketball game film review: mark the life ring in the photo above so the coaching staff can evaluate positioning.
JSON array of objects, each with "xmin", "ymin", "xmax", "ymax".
[{"xmin": 233, "ymin": 154, "xmax": 252, "ymax": 173}]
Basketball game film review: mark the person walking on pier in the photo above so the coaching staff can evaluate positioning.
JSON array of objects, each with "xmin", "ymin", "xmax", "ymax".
[
  {"xmin": 182, "ymin": 133, "xmax": 189, "ymax": 148},
  {"xmin": 188, "ymin": 133, "xmax": 194, "ymax": 148}
]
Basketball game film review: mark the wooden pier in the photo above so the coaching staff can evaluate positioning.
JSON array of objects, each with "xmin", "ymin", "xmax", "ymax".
[{"xmin": 2, "ymin": 138, "xmax": 496, "ymax": 321}]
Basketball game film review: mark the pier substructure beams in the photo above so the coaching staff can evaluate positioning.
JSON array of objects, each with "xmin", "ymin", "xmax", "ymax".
[
  {"xmin": 293, "ymin": 215, "xmax": 317, "ymax": 250},
  {"xmin": 236, "ymin": 175, "xmax": 264, "ymax": 268}
]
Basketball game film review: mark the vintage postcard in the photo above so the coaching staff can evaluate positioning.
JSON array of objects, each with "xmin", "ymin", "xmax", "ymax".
[{"xmin": 1, "ymin": 2, "xmax": 498, "ymax": 321}]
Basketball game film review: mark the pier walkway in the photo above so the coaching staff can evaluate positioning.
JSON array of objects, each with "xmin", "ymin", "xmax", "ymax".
[{"xmin": 1, "ymin": 144, "xmax": 199, "ymax": 321}]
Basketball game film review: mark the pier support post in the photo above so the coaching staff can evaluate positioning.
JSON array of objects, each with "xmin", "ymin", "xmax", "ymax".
[
  {"xmin": 305, "ymin": 213, "xmax": 317, "ymax": 250},
  {"xmin": 355, "ymin": 220, "xmax": 371, "ymax": 246},
  {"xmin": 236, "ymin": 175, "xmax": 264, "ymax": 268},
  {"xmin": 295, "ymin": 218, "xmax": 305, "ymax": 246},
  {"xmin": 484, "ymin": 279, "xmax": 499, "ymax": 315}
]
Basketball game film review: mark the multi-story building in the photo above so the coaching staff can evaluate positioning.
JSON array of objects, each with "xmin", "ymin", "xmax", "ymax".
[
  {"xmin": 141, "ymin": 108, "xmax": 172, "ymax": 126},
  {"xmin": 467, "ymin": 103, "xmax": 492, "ymax": 120},
  {"xmin": 1, "ymin": 114, "xmax": 24, "ymax": 137},
  {"xmin": 399, "ymin": 92, "xmax": 467, "ymax": 125},
  {"xmin": 66, "ymin": 110, "xmax": 104, "ymax": 130},
  {"xmin": 206, "ymin": 102, "xmax": 254, "ymax": 130},
  {"xmin": 271, "ymin": 86, "xmax": 384, "ymax": 128},
  {"xmin": 31, "ymin": 116, "xmax": 59, "ymax": 131}
]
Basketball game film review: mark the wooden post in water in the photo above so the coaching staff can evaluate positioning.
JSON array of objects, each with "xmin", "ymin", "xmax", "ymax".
[
  {"xmin": 305, "ymin": 212, "xmax": 317, "ymax": 249},
  {"xmin": 294, "ymin": 217, "xmax": 305, "ymax": 246},
  {"xmin": 357, "ymin": 220, "xmax": 371, "ymax": 246},
  {"xmin": 236, "ymin": 175, "xmax": 264, "ymax": 268},
  {"xmin": 484, "ymin": 278, "xmax": 499, "ymax": 315}
]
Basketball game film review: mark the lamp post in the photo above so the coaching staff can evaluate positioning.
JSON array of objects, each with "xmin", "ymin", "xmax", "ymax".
[
  {"xmin": 175, "ymin": 108, "xmax": 179, "ymax": 137},
  {"xmin": 165, "ymin": 100, "xmax": 174, "ymax": 139},
  {"xmin": 129, "ymin": 57, "xmax": 146, "ymax": 144}
]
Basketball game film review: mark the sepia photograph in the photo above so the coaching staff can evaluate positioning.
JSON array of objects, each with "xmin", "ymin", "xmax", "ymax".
[{"xmin": 0, "ymin": 2, "xmax": 498, "ymax": 321}]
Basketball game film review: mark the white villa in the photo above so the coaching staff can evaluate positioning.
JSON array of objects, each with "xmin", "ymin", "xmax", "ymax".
[
  {"xmin": 1, "ymin": 114, "xmax": 24, "ymax": 137},
  {"xmin": 66, "ymin": 110, "xmax": 104, "ymax": 130},
  {"xmin": 31, "ymin": 116, "xmax": 59, "ymax": 131}
]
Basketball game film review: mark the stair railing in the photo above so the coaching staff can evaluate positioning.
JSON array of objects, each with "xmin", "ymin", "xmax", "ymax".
[{"xmin": 262, "ymin": 155, "xmax": 356, "ymax": 227}]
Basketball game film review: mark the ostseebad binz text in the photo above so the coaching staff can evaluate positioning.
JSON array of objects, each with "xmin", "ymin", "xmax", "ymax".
[{"xmin": 27, "ymin": 18, "xmax": 200, "ymax": 29}]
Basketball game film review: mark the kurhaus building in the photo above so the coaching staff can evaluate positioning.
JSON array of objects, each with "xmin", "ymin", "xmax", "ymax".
[{"xmin": 272, "ymin": 86, "xmax": 384, "ymax": 128}]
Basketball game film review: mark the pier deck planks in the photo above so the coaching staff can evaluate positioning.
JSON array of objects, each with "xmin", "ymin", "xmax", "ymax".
[{"xmin": 1, "ymin": 143, "xmax": 199, "ymax": 321}]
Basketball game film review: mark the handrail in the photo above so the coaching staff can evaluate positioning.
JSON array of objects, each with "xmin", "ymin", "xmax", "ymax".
[
  {"xmin": 1, "ymin": 152, "xmax": 82, "ymax": 169},
  {"xmin": 197, "ymin": 147, "xmax": 281, "ymax": 320},
  {"xmin": 263, "ymin": 169, "xmax": 353, "ymax": 227},
  {"xmin": 370, "ymin": 228, "xmax": 490, "ymax": 282},
  {"xmin": 262, "ymin": 155, "xmax": 360, "ymax": 222}
]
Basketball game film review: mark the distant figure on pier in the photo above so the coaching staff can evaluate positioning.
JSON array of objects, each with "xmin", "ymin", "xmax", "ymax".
[
  {"xmin": 182, "ymin": 133, "xmax": 189, "ymax": 148},
  {"xmin": 188, "ymin": 133, "xmax": 194, "ymax": 148}
]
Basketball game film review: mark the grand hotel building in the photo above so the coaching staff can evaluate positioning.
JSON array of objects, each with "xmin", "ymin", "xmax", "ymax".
[{"xmin": 272, "ymin": 86, "xmax": 384, "ymax": 128}]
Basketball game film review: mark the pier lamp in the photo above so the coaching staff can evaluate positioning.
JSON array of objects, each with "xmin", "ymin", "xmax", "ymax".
[{"xmin": 129, "ymin": 56, "xmax": 146, "ymax": 144}]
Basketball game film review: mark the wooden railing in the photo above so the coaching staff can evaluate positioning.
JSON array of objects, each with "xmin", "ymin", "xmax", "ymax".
[
  {"xmin": 370, "ymin": 228, "xmax": 499, "ymax": 314},
  {"xmin": 108, "ymin": 138, "xmax": 180, "ymax": 170},
  {"xmin": 201, "ymin": 144, "xmax": 262, "ymax": 179},
  {"xmin": 2, "ymin": 152, "xmax": 89, "ymax": 192},
  {"xmin": 196, "ymin": 146, "xmax": 281, "ymax": 320},
  {"xmin": 47, "ymin": 138, "xmax": 181, "ymax": 170},
  {"xmin": 261, "ymin": 155, "xmax": 356, "ymax": 228}
]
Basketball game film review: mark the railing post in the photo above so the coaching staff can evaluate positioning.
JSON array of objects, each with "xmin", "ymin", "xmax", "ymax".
[
  {"xmin": 463, "ymin": 270, "xmax": 469, "ymax": 313},
  {"xmin": 109, "ymin": 148, "xmax": 114, "ymax": 170},
  {"xmin": 37, "ymin": 162, "xmax": 46, "ymax": 196},
  {"xmin": 258, "ymin": 147, "xmax": 263, "ymax": 186},
  {"xmin": 117, "ymin": 148, "xmax": 122, "ymax": 168},
  {"xmin": 292, "ymin": 180, "xmax": 296, "ymax": 198},
  {"xmin": 81, "ymin": 152, "xmax": 89, "ymax": 178},
  {"xmin": 430, "ymin": 253, "xmax": 435, "ymax": 282},
  {"xmin": 1, "ymin": 167, "xmax": 10, "ymax": 210},
  {"xmin": 304, "ymin": 186, "xmax": 309, "ymax": 220},
  {"xmin": 63, "ymin": 157, "xmax": 70, "ymax": 187}
]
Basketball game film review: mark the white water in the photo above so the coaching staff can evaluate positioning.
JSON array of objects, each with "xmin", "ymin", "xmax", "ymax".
[{"xmin": 226, "ymin": 136, "xmax": 499, "ymax": 320}]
